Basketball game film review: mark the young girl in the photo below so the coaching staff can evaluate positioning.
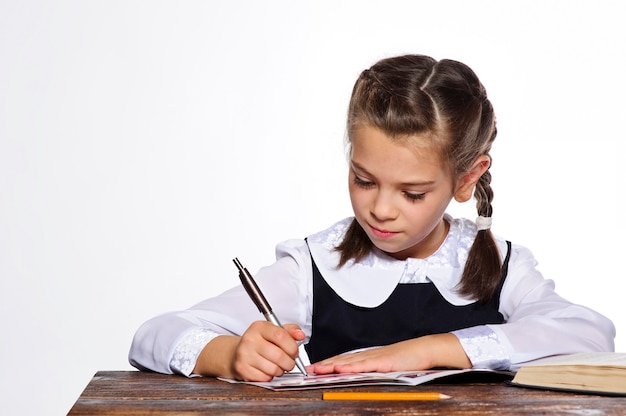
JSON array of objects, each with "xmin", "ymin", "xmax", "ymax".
[{"xmin": 129, "ymin": 54, "xmax": 615, "ymax": 381}]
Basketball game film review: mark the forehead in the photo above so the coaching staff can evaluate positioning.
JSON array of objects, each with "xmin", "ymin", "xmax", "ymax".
[{"xmin": 349, "ymin": 126, "xmax": 449, "ymax": 181}]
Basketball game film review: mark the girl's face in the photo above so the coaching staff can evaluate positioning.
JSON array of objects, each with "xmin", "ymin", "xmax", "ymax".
[{"xmin": 348, "ymin": 125, "xmax": 456, "ymax": 260}]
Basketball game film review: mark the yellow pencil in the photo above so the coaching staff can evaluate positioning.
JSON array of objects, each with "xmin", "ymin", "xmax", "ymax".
[{"xmin": 322, "ymin": 392, "xmax": 451, "ymax": 401}]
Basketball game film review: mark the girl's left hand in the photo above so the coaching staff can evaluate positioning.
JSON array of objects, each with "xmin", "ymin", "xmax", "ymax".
[{"xmin": 307, "ymin": 333, "xmax": 471, "ymax": 375}]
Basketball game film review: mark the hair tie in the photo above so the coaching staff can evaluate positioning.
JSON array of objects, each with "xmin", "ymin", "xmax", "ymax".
[{"xmin": 476, "ymin": 216, "xmax": 492, "ymax": 231}]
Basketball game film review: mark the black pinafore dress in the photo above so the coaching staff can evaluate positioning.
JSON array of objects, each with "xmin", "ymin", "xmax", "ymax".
[{"xmin": 304, "ymin": 241, "xmax": 511, "ymax": 363}]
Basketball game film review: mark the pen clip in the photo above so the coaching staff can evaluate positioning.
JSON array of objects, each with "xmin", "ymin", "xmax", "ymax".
[{"xmin": 233, "ymin": 258, "xmax": 272, "ymax": 314}]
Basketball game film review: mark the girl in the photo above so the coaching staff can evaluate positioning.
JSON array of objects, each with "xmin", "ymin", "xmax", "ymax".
[{"xmin": 129, "ymin": 54, "xmax": 615, "ymax": 381}]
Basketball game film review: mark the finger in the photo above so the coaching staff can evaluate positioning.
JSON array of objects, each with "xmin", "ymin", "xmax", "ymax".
[
  {"xmin": 283, "ymin": 326, "xmax": 306, "ymax": 342},
  {"xmin": 253, "ymin": 323, "xmax": 301, "ymax": 371},
  {"xmin": 235, "ymin": 322, "xmax": 294, "ymax": 380},
  {"xmin": 310, "ymin": 359, "xmax": 362, "ymax": 374},
  {"xmin": 234, "ymin": 342, "xmax": 291, "ymax": 381},
  {"xmin": 309, "ymin": 362, "xmax": 336, "ymax": 374},
  {"xmin": 282, "ymin": 323, "xmax": 303, "ymax": 333},
  {"xmin": 258, "ymin": 345, "xmax": 297, "ymax": 372},
  {"xmin": 313, "ymin": 350, "xmax": 363, "ymax": 367},
  {"xmin": 332, "ymin": 360, "xmax": 372, "ymax": 373},
  {"xmin": 235, "ymin": 360, "xmax": 284, "ymax": 381},
  {"xmin": 310, "ymin": 350, "xmax": 379, "ymax": 374},
  {"xmin": 262, "ymin": 324, "xmax": 301, "ymax": 358}
]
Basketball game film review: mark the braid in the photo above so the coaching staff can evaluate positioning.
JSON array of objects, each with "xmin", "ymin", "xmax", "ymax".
[
  {"xmin": 475, "ymin": 169, "xmax": 493, "ymax": 218},
  {"xmin": 458, "ymin": 155, "xmax": 502, "ymax": 303}
]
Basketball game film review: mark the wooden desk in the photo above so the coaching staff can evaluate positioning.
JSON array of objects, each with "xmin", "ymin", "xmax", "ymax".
[{"xmin": 68, "ymin": 371, "xmax": 624, "ymax": 415}]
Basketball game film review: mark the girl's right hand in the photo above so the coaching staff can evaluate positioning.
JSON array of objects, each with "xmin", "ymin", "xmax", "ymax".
[
  {"xmin": 193, "ymin": 321, "xmax": 305, "ymax": 381},
  {"xmin": 231, "ymin": 321, "xmax": 305, "ymax": 381}
]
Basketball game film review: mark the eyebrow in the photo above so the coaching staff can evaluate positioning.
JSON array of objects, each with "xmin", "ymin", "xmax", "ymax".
[{"xmin": 349, "ymin": 161, "xmax": 436, "ymax": 187}]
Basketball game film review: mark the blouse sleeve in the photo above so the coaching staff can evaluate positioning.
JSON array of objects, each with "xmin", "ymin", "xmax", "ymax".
[
  {"xmin": 128, "ymin": 239, "xmax": 313, "ymax": 375},
  {"xmin": 456, "ymin": 243, "xmax": 615, "ymax": 371}
]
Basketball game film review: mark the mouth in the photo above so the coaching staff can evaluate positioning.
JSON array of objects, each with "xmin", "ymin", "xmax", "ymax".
[{"xmin": 369, "ymin": 224, "xmax": 400, "ymax": 239}]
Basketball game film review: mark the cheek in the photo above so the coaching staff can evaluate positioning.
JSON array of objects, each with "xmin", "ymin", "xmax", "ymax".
[
  {"xmin": 347, "ymin": 185, "xmax": 360, "ymax": 205},
  {"xmin": 425, "ymin": 194, "xmax": 454, "ymax": 219},
  {"xmin": 348, "ymin": 185, "xmax": 367, "ymax": 210}
]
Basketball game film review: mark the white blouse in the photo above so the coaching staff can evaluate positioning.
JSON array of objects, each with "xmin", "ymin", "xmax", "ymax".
[{"xmin": 129, "ymin": 216, "xmax": 615, "ymax": 376}]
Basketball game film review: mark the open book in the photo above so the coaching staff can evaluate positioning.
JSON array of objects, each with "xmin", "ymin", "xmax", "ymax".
[
  {"xmin": 219, "ymin": 368, "xmax": 513, "ymax": 391},
  {"xmin": 509, "ymin": 352, "xmax": 626, "ymax": 396}
]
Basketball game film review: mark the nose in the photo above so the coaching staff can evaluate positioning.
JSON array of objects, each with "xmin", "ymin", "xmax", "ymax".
[{"xmin": 370, "ymin": 190, "xmax": 398, "ymax": 221}]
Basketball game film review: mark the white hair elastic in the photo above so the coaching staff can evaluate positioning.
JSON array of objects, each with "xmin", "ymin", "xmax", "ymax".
[{"xmin": 476, "ymin": 216, "xmax": 492, "ymax": 231}]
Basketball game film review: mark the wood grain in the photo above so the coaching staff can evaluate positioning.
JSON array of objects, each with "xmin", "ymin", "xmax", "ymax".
[{"xmin": 68, "ymin": 371, "xmax": 626, "ymax": 415}]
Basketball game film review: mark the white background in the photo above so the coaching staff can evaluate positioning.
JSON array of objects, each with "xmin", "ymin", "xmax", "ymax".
[{"xmin": 1, "ymin": 1, "xmax": 624, "ymax": 414}]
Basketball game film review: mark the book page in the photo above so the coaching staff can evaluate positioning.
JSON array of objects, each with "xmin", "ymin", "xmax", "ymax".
[
  {"xmin": 218, "ymin": 368, "xmax": 511, "ymax": 391},
  {"xmin": 522, "ymin": 352, "xmax": 626, "ymax": 368}
]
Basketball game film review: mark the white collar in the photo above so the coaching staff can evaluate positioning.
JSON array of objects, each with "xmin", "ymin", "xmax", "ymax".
[{"xmin": 307, "ymin": 216, "xmax": 495, "ymax": 307}]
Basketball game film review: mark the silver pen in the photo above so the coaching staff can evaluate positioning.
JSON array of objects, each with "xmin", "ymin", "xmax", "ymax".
[{"xmin": 233, "ymin": 258, "xmax": 308, "ymax": 376}]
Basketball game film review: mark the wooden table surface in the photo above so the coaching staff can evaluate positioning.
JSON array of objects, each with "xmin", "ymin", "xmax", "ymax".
[{"xmin": 68, "ymin": 371, "xmax": 625, "ymax": 415}]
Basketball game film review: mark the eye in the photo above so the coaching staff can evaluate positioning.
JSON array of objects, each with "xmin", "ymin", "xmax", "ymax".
[
  {"xmin": 353, "ymin": 175, "xmax": 375, "ymax": 189},
  {"xmin": 403, "ymin": 191, "xmax": 425, "ymax": 202}
]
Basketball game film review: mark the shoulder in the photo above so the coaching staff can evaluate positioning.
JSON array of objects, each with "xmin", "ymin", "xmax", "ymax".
[
  {"xmin": 448, "ymin": 216, "xmax": 537, "ymax": 266},
  {"xmin": 306, "ymin": 217, "xmax": 354, "ymax": 248},
  {"xmin": 268, "ymin": 217, "xmax": 354, "ymax": 276}
]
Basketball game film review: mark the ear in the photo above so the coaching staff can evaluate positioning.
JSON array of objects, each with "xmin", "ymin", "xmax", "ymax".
[{"xmin": 454, "ymin": 155, "xmax": 491, "ymax": 203}]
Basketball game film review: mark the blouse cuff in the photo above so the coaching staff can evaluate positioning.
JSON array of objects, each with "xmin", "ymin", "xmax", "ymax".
[
  {"xmin": 452, "ymin": 326, "xmax": 511, "ymax": 370},
  {"xmin": 170, "ymin": 328, "xmax": 220, "ymax": 376}
]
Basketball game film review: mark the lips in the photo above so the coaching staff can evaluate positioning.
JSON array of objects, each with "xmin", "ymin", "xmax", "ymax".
[{"xmin": 369, "ymin": 224, "xmax": 399, "ymax": 239}]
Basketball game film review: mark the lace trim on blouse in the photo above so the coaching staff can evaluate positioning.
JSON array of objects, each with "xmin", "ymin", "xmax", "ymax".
[
  {"xmin": 170, "ymin": 328, "xmax": 220, "ymax": 376},
  {"xmin": 452, "ymin": 326, "xmax": 511, "ymax": 370}
]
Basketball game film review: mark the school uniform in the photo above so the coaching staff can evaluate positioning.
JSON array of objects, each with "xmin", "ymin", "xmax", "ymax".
[{"xmin": 128, "ymin": 216, "xmax": 615, "ymax": 376}]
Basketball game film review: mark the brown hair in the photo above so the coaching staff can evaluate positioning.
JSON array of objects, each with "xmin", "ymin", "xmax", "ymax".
[{"xmin": 336, "ymin": 54, "xmax": 500, "ymax": 303}]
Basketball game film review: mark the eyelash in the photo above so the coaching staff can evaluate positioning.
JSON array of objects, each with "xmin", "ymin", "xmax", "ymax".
[
  {"xmin": 352, "ymin": 176, "xmax": 426, "ymax": 202},
  {"xmin": 353, "ymin": 175, "xmax": 375, "ymax": 189},
  {"xmin": 404, "ymin": 192, "xmax": 425, "ymax": 202}
]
